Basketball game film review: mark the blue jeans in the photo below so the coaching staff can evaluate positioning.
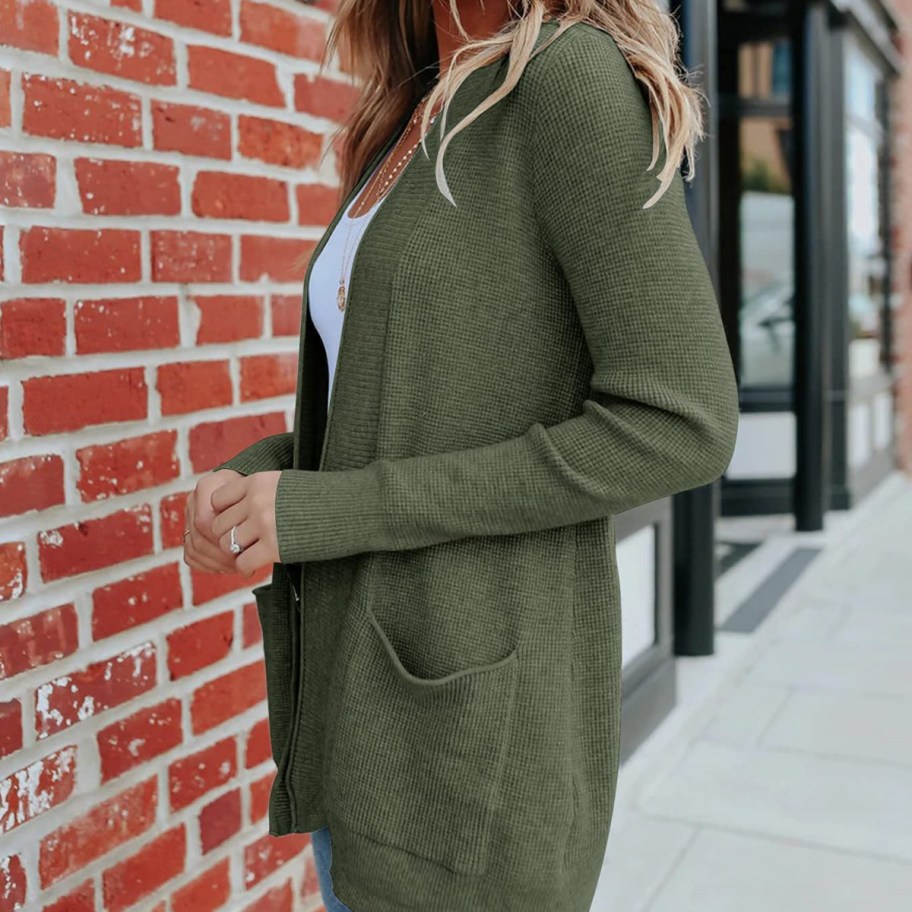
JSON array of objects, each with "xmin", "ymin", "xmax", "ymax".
[{"xmin": 311, "ymin": 825, "xmax": 353, "ymax": 911}]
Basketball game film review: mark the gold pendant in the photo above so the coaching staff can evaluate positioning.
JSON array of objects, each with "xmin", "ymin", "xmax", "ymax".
[{"xmin": 337, "ymin": 281, "xmax": 346, "ymax": 311}]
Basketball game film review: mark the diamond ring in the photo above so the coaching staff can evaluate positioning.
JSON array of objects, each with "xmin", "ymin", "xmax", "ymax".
[{"xmin": 229, "ymin": 525, "xmax": 243, "ymax": 555}]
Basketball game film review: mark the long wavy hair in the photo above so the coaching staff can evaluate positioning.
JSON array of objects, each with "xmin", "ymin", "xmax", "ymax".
[{"xmin": 293, "ymin": 1, "xmax": 705, "ymax": 270}]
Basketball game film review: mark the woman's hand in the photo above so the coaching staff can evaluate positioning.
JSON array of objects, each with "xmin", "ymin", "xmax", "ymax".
[
  {"xmin": 184, "ymin": 469, "xmax": 242, "ymax": 574},
  {"xmin": 210, "ymin": 472, "xmax": 282, "ymax": 577}
]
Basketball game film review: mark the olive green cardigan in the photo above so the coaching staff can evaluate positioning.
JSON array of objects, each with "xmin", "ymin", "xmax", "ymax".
[{"xmin": 218, "ymin": 19, "xmax": 739, "ymax": 912}]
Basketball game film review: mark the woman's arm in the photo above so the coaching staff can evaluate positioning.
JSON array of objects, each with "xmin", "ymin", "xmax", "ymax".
[{"xmin": 269, "ymin": 24, "xmax": 740, "ymax": 565}]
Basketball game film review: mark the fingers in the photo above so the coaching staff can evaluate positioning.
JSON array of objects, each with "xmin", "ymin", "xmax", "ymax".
[
  {"xmin": 211, "ymin": 478, "xmax": 247, "ymax": 515},
  {"xmin": 235, "ymin": 539, "xmax": 274, "ymax": 578},
  {"xmin": 219, "ymin": 518, "xmax": 258, "ymax": 559},
  {"xmin": 184, "ymin": 487, "xmax": 235, "ymax": 574},
  {"xmin": 210, "ymin": 500, "xmax": 247, "ymax": 542}
]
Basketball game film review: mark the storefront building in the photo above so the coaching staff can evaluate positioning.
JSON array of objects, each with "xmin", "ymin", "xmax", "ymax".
[{"xmin": 618, "ymin": 0, "xmax": 903, "ymax": 757}]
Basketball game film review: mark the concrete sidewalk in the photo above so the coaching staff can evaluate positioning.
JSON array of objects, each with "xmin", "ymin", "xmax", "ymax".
[{"xmin": 592, "ymin": 470, "xmax": 912, "ymax": 912}]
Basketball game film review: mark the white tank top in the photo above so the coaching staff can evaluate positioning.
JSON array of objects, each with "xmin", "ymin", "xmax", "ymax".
[{"xmin": 308, "ymin": 161, "xmax": 386, "ymax": 411}]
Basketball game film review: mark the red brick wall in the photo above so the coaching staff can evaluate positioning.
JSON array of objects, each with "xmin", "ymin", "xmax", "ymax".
[
  {"xmin": 894, "ymin": 1, "xmax": 912, "ymax": 472},
  {"xmin": 0, "ymin": 1, "xmax": 347, "ymax": 908}
]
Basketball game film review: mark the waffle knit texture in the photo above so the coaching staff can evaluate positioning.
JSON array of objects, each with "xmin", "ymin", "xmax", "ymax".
[{"xmin": 218, "ymin": 19, "xmax": 740, "ymax": 912}]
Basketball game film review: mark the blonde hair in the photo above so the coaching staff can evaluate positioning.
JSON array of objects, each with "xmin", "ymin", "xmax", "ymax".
[{"xmin": 294, "ymin": 1, "xmax": 705, "ymax": 270}]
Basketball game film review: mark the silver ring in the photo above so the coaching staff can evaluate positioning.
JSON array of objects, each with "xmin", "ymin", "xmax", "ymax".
[{"xmin": 229, "ymin": 525, "xmax": 243, "ymax": 555}]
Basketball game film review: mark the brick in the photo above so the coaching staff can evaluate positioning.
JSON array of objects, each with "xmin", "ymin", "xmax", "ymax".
[
  {"xmin": 0, "ymin": 454, "xmax": 64, "ymax": 517},
  {"xmin": 152, "ymin": 101, "xmax": 231, "ymax": 160},
  {"xmin": 97, "ymin": 698, "xmax": 182, "ymax": 782},
  {"xmin": 190, "ymin": 662, "xmax": 266, "ymax": 735},
  {"xmin": 0, "ymin": 0, "xmax": 58, "ymax": 54},
  {"xmin": 0, "ymin": 69, "xmax": 10, "ymax": 126},
  {"xmin": 75, "ymin": 158, "xmax": 180, "ymax": 216},
  {"xmin": 188, "ymin": 46, "xmax": 283, "ymax": 107},
  {"xmin": 0, "ymin": 699, "xmax": 23, "ymax": 758},
  {"xmin": 103, "ymin": 826, "xmax": 186, "ymax": 912},
  {"xmin": 77, "ymin": 431, "xmax": 179, "ymax": 502},
  {"xmin": 23, "ymin": 368, "xmax": 147, "ymax": 436},
  {"xmin": 0, "ymin": 388, "xmax": 6, "ymax": 441},
  {"xmin": 246, "ymin": 882, "xmax": 294, "ymax": 912},
  {"xmin": 240, "ymin": 1, "xmax": 325, "ymax": 59},
  {"xmin": 0, "ymin": 746, "xmax": 77, "ymax": 836},
  {"xmin": 243, "ymin": 832, "xmax": 309, "ymax": 889},
  {"xmin": 75, "ymin": 295, "xmax": 179, "ymax": 354},
  {"xmin": 240, "ymin": 353, "xmax": 297, "ymax": 401},
  {"xmin": 0, "ymin": 298, "xmax": 65, "ymax": 358},
  {"xmin": 151, "ymin": 231, "xmax": 232, "ymax": 283},
  {"xmin": 192, "ymin": 171, "xmax": 289, "ymax": 222},
  {"xmin": 168, "ymin": 738, "xmax": 236, "ymax": 812},
  {"xmin": 172, "ymin": 857, "xmax": 231, "ymax": 912},
  {"xmin": 112, "ymin": 0, "xmax": 141, "ymax": 9},
  {"xmin": 37, "ymin": 504, "xmax": 153, "ymax": 582},
  {"xmin": 35, "ymin": 641, "xmax": 156, "ymax": 738},
  {"xmin": 0, "ymin": 150, "xmax": 55, "ymax": 208},
  {"xmin": 44, "ymin": 880, "xmax": 94, "ymax": 912},
  {"xmin": 190, "ymin": 565, "xmax": 269, "ymax": 606},
  {"xmin": 248, "ymin": 772, "xmax": 271, "ymax": 822},
  {"xmin": 245, "ymin": 718, "xmax": 271, "ymax": 769},
  {"xmin": 20, "ymin": 227, "xmax": 141, "ymax": 284},
  {"xmin": 22, "ymin": 75, "xmax": 142, "ymax": 147},
  {"xmin": 0, "ymin": 602, "xmax": 78, "ymax": 680},
  {"xmin": 239, "ymin": 115, "xmax": 322, "ymax": 169},
  {"xmin": 92, "ymin": 563, "xmax": 183, "ymax": 640},
  {"xmin": 40, "ymin": 777, "xmax": 156, "ymax": 888},
  {"xmin": 294, "ymin": 73, "xmax": 359, "ymax": 122},
  {"xmin": 0, "ymin": 542, "xmax": 27, "ymax": 601},
  {"xmin": 155, "ymin": 0, "xmax": 231, "ymax": 36},
  {"xmin": 270, "ymin": 295, "xmax": 302, "ymax": 336},
  {"xmin": 167, "ymin": 612, "xmax": 233, "ymax": 681},
  {"xmin": 0, "ymin": 226, "xmax": 4, "ymax": 280},
  {"xmin": 194, "ymin": 295, "xmax": 263, "ymax": 344},
  {"xmin": 297, "ymin": 183, "xmax": 341, "ymax": 226},
  {"xmin": 159, "ymin": 491, "xmax": 189, "ymax": 549},
  {"xmin": 199, "ymin": 794, "xmax": 241, "ymax": 855},
  {"xmin": 0, "ymin": 854, "xmax": 26, "ymax": 910},
  {"xmin": 242, "ymin": 599, "xmax": 262, "ymax": 648},
  {"xmin": 189, "ymin": 413, "xmax": 285, "ymax": 472},
  {"xmin": 241, "ymin": 235, "xmax": 313, "ymax": 283},
  {"xmin": 157, "ymin": 361, "xmax": 232, "ymax": 416}
]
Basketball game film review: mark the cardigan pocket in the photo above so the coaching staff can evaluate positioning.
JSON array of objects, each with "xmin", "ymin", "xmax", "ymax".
[
  {"xmin": 253, "ymin": 575, "xmax": 298, "ymax": 767},
  {"xmin": 325, "ymin": 603, "xmax": 519, "ymax": 876}
]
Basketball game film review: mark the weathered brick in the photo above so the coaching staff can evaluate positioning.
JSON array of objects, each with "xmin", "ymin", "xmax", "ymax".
[
  {"xmin": 0, "ymin": 0, "xmax": 58, "ymax": 55},
  {"xmin": 242, "ymin": 599, "xmax": 262, "ymax": 649},
  {"xmin": 20, "ymin": 227, "xmax": 141, "ymax": 284},
  {"xmin": 0, "ymin": 454, "xmax": 64, "ymax": 517},
  {"xmin": 198, "ymin": 796, "xmax": 241, "ymax": 856},
  {"xmin": 0, "ymin": 298, "xmax": 65, "ymax": 358},
  {"xmin": 0, "ymin": 699, "xmax": 23, "ymax": 758},
  {"xmin": 294, "ymin": 73, "xmax": 358, "ymax": 122},
  {"xmin": 168, "ymin": 738, "xmax": 236, "ymax": 811},
  {"xmin": 248, "ymin": 771, "xmax": 271, "ymax": 822},
  {"xmin": 103, "ymin": 825, "xmax": 186, "ymax": 912},
  {"xmin": 75, "ymin": 158, "xmax": 180, "ymax": 216},
  {"xmin": 44, "ymin": 879, "xmax": 95, "ymax": 912},
  {"xmin": 172, "ymin": 857, "xmax": 231, "ymax": 912},
  {"xmin": 154, "ymin": 0, "xmax": 231, "ymax": 36},
  {"xmin": 192, "ymin": 171, "xmax": 289, "ymax": 222},
  {"xmin": 167, "ymin": 612, "xmax": 233, "ymax": 681},
  {"xmin": 75, "ymin": 296, "xmax": 179, "ymax": 354},
  {"xmin": 239, "ymin": 115, "xmax": 322, "ymax": 169},
  {"xmin": 0, "ymin": 387, "xmax": 7, "ymax": 440},
  {"xmin": 240, "ymin": 353, "xmax": 297, "ymax": 401},
  {"xmin": 22, "ymin": 75, "xmax": 142, "ymax": 146},
  {"xmin": 0, "ymin": 602, "xmax": 78, "ymax": 680},
  {"xmin": 152, "ymin": 101, "xmax": 231, "ymax": 159},
  {"xmin": 188, "ymin": 413, "xmax": 286, "ymax": 472},
  {"xmin": 92, "ymin": 563, "xmax": 183, "ymax": 640},
  {"xmin": 270, "ymin": 294, "xmax": 302, "ymax": 336},
  {"xmin": 194, "ymin": 295, "xmax": 263, "ymax": 343},
  {"xmin": 246, "ymin": 882, "xmax": 295, "ymax": 912},
  {"xmin": 77, "ymin": 431, "xmax": 179, "ymax": 501},
  {"xmin": 0, "ymin": 542, "xmax": 27, "ymax": 601},
  {"xmin": 0, "ymin": 746, "xmax": 77, "ymax": 836},
  {"xmin": 297, "ymin": 182, "xmax": 341, "ymax": 226},
  {"xmin": 239, "ymin": 0, "xmax": 324, "ymax": 59},
  {"xmin": 243, "ymin": 832, "xmax": 310, "ymax": 889},
  {"xmin": 0, "ymin": 854, "xmax": 26, "ymax": 909},
  {"xmin": 151, "ymin": 231, "xmax": 232, "ymax": 283},
  {"xmin": 0, "ymin": 69, "xmax": 10, "ymax": 127},
  {"xmin": 38, "ymin": 504, "xmax": 154, "ymax": 582},
  {"xmin": 157, "ymin": 361, "xmax": 232, "ymax": 415},
  {"xmin": 35, "ymin": 642, "xmax": 156, "ymax": 738},
  {"xmin": 190, "ymin": 566, "xmax": 269, "ymax": 606},
  {"xmin": 68, "ymin": 12, "xmax": 176, "ymax": 85},
  {"xmin": 245, "ymin": 718, "xmax": 271, "ymax": 769},
  {"xmin": 190, "ymin": 662, "xmax": 266, "ymax": 735},
  {"xmin": 159, "ymin": 491, "xmax": 189, "ymax": 549},
  {"xmin": 240, "ymin": 235, "xmax": 313, "ymax": 283},
  {"xmin": 0, "ymin": 150, "xmax": 55, "ymax": 208},
  {"xmin": 188, "ymin": 46, "xmax": 283, "ymax": 107},
  {"xmin": 97, "ymin": 698, "xmax": 182, "ymax": 782},
  {"xmin": 40, "ymin": 777, "xmax": 156, "ymax": 887}
]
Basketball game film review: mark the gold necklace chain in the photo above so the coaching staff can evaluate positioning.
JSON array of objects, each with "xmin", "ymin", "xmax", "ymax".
[{"xmin": 335, "ymin": 91, "xmax": 441, "ymax": 312}]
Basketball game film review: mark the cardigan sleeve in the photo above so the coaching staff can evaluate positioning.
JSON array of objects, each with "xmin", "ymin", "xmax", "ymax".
[
  {"xmin": 213, "ymin": 432, "xmax": 294, "ymax": 477},
  {"xmin": 272, "ymin": 24, "xmax": 740, "ymax": 565}
]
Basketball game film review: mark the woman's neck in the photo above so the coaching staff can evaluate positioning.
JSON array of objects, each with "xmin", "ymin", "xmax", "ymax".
[{"xmin": 431, "ymin": 0, "xmax": 513, "ymax": 76}]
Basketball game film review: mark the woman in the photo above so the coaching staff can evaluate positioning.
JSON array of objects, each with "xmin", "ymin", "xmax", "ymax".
[{"xmin": 183, "ymin": 1, "xmax": 739, "ymax": 910}]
